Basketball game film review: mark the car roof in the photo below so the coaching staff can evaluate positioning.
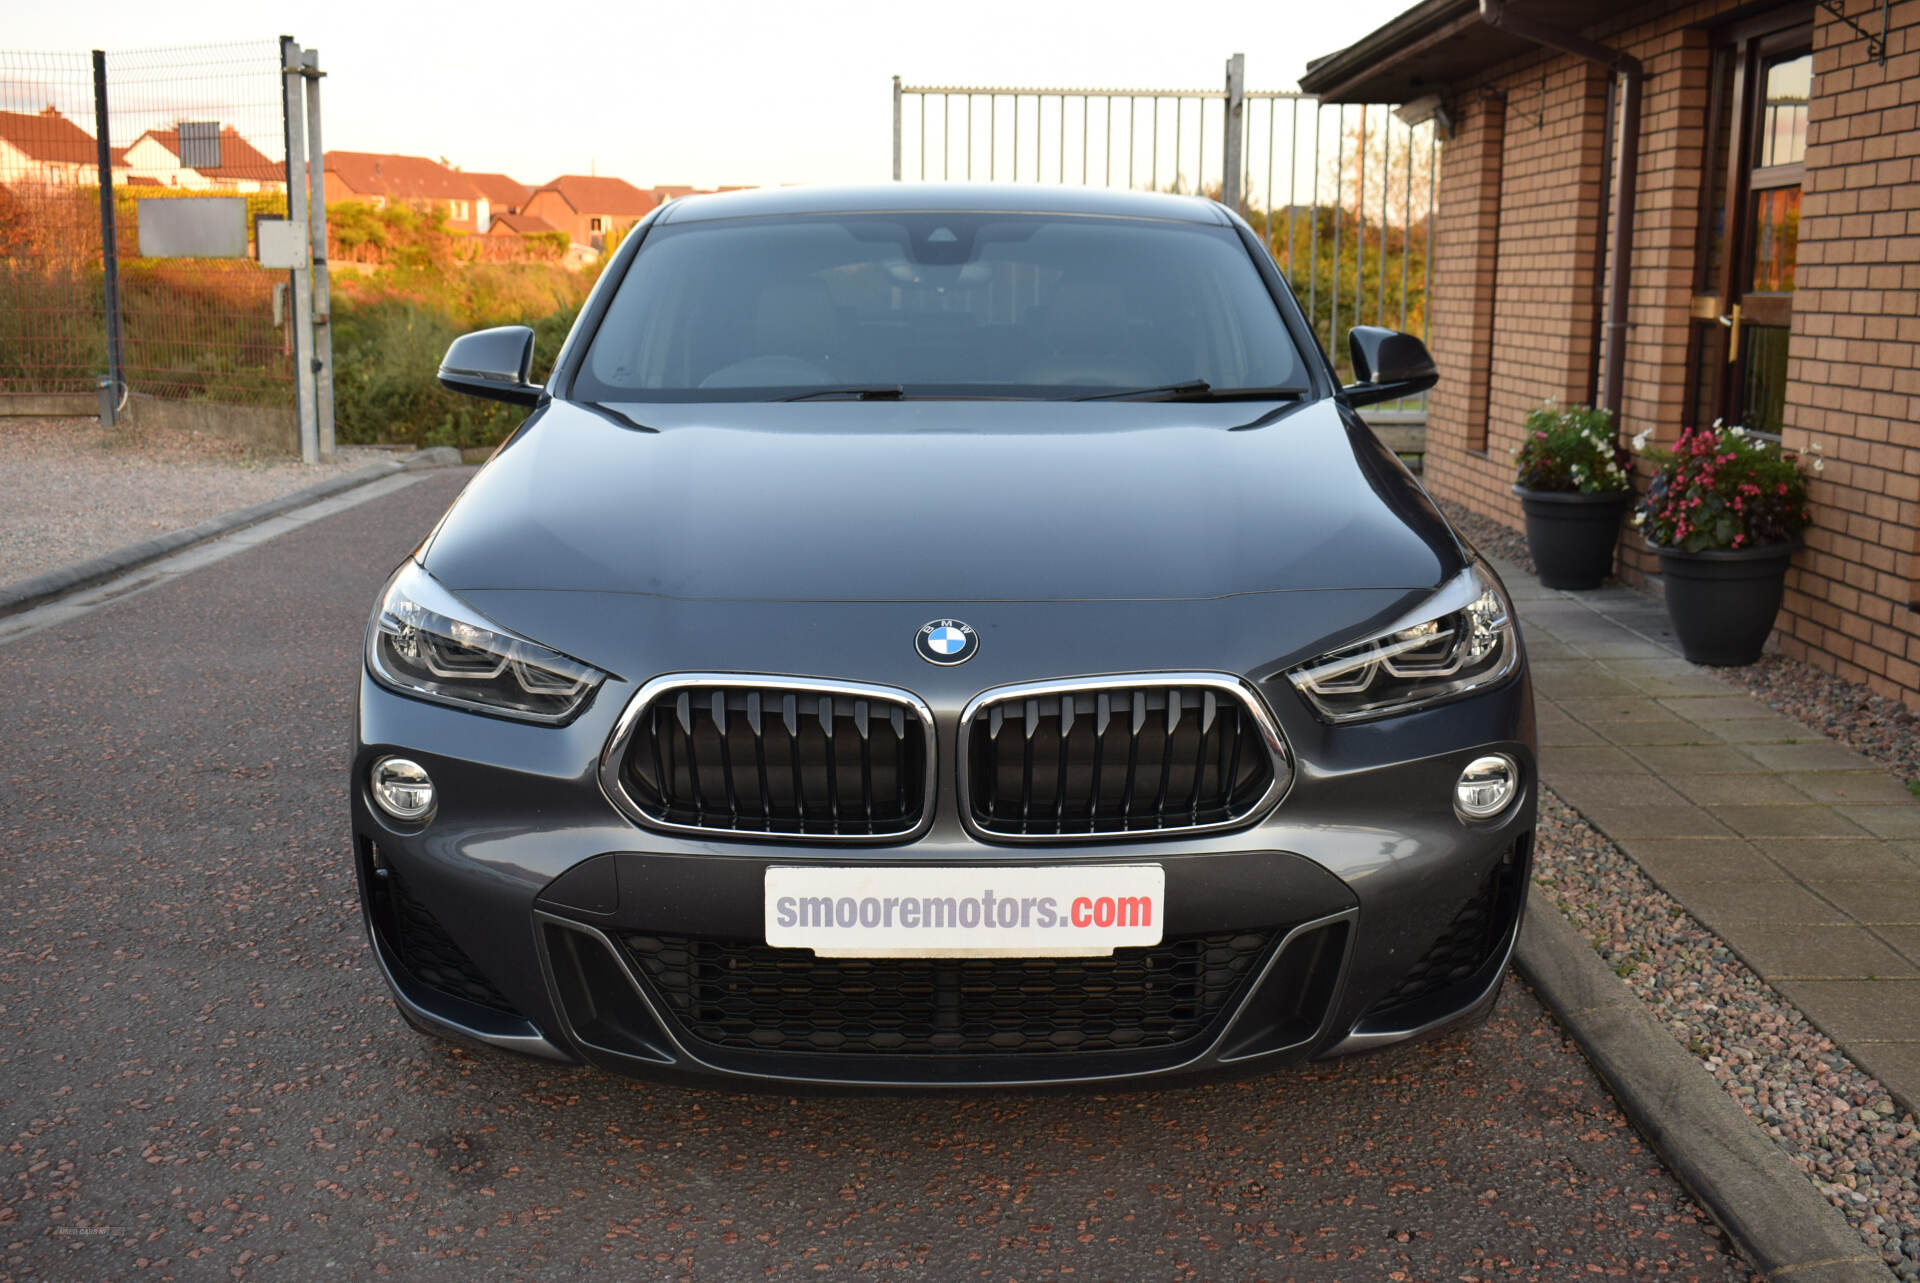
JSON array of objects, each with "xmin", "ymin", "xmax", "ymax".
[{"xmin": 654, "ymin": 183, "xmax": 1233, "ymax": 225}]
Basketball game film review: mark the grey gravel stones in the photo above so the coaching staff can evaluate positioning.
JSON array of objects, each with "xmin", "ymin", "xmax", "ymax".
[{"xmin": 1535, "ymin": 788, "xmax": 1920, "ymax": 1276}]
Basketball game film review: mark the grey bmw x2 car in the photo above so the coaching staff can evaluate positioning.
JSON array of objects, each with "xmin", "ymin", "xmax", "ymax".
[{"xmin": 352, "ymin": 184, "xmax": 1534, "ymax": 1089}]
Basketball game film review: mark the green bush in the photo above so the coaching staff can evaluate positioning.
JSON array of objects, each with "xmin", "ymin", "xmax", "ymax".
[{"xmin": 331, "ymin": 296, "xmax": 580, "ymax": 450}]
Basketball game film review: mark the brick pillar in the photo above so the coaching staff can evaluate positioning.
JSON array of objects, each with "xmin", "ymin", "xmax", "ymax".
[{"xmin": 1423, "ymin": 91, "xmax": 1505, "ymax": 511}]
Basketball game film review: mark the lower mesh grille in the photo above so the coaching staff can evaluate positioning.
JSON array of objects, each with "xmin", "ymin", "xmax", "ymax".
[
  {"xmin": 1368, "ymin": 839, "xmax": 1528, "ymax": 1018},
  {"xmin": 622, "ymin": 932, "xmax": 1273, "ymax": 1057},
  {"xmin": 370, "ymin": 862, "xmax": 517, "ymax": 1014}
]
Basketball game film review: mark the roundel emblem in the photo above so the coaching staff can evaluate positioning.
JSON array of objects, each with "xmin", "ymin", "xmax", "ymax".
[{"xmin": 915, "ymin": 618, "xmax": 978, "ymax": 665}]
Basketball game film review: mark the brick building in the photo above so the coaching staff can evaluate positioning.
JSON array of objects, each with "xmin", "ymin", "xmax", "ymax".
[
  {"xmin": 322, "ymin": 151, "xmax": 487, "ymax": 233},
  {"xmin": 523, "ymin": 174, "xmax": 659, "ymax": 250},
  {"xmin": 1305, "ymin": 0, "xmax": 1920, "ymax": 708}
]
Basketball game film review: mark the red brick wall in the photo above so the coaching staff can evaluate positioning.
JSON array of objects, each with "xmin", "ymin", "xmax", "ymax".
[
  {"xmin": 1416, "ymin": 0, "xmax": 1920, "ymax": 708},
  {"xmin": 1775, "ymin": 0, "xmax": 1920, "ymax": 700}
]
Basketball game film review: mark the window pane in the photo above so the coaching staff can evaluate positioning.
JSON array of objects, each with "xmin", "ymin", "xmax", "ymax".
[
  {"xmin": 1749, "ymin": 185, "xmax": 1800, "ymax": 293},
  {"xmin": 1757, "ymin": 54, "xmax": 1810, "ymax": 169},
  {"xmin": 577, "ymin": 213, "xmax": 1305, "ymax": 400}
]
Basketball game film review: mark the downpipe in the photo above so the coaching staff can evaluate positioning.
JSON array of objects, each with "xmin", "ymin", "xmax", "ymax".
[{"xmin": 1479, "ymin": 0, "xmax": 1643, "ymax": 420}]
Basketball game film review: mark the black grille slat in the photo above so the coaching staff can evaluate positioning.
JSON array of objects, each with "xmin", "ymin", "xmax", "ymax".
[
  {"xmin": 624, "ymin": 932, "xmax": 1273, "ymax": 1057},
  {"xmin": 621, "ymin": 684, "xmax": 928, "ymax": 838},
  {"xmin": 967, "ymin": 684, "xmax": 1278, "ymax": 838}
]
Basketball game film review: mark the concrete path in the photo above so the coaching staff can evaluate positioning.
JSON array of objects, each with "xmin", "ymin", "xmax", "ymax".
[{"xmin": 1499, "ymin": 557, "xmax": 1920, "ymax": 1113}]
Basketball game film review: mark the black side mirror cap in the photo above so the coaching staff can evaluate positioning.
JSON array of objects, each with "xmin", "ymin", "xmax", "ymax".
[
  {"xmin": 1341, "ymin": 326, "xmax": 1439, "ymax": 407},
  {"xmin": 439, "ymin": 326, "xmax": 541, "ymax": 406}
]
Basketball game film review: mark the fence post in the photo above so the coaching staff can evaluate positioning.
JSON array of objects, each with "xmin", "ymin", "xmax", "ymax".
[
  {"xmin": 90, "ymin": 50, "xmax": 124, "ymax": 427},
  {"xmin": 1221, "ymin": 53, "xmax": 1245, "ymax": 213},
  {"xmin": 892, "ymin": 76, "xmax": 904, "ymax": 181},
  {"xmin": 280, "ymin": 36, "xmax": 318, "ymax": 463},
  {"xmin": 302, "ymin": 48, "xmax": 334, "ymax": 458}
]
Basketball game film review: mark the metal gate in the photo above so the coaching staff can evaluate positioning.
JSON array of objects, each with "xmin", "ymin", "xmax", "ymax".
[{"xmin": 891, "ymin": 57, "xmax": 1437, "ymax": 406}]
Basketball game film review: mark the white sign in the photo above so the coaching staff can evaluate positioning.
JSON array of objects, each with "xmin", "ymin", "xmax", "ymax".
[
  {"xmin": 137, "ymin": 196, "xmax": 247, "ymax": 258},
  {"xmin": 256, "ymin": 218, "xmax": 305, "ymax": 269},
  {"xmin": 765, "ymin": 865, "xmax": 1165, "ymax": 958}
]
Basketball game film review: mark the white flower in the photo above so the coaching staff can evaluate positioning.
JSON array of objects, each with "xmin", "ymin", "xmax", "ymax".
[
  {"xmin": 1631, "ymin": 429, "xmax": 1650, "ymax": 450},
  {"xmin": 1813, "ymin": 457, "xmax": 1824, "ymax": 473},
  {"xmin": 1730, "ymin": 426, "xmax": 1746, "ymax": 438},
  {"xmin": 1712, "ymin": 417, "xmax": 1724, "ymax": 429},
  {"xmin": 1631, "ymin": 511, "xmax": 1646, "ymax": 527},
  {"xmin": 1807, "ymin": 440, "xmax": 1824, "ymax": 455}
]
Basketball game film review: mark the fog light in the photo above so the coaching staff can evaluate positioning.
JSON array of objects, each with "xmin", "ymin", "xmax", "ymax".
[
  {"xmin": 371, "ymin": 756, "xmax": 435, "ymax": 821},
  {"xmin": 1455, "ymin": 754, "xmax": 1518, "ymax": 820}
]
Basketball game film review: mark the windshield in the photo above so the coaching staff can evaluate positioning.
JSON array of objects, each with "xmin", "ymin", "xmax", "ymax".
[{"xmin": 573, "ymin": 212, "xmax": 1306, "ymax": 401}]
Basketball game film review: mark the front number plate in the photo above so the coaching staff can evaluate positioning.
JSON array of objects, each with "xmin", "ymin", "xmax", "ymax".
[{"xmin": 765, "ymin": 865, "xmax": 1165, "ymax": 958}]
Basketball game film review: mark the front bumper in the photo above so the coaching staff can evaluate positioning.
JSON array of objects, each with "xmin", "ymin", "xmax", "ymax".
[{"xmin": 351, "ymin": 632, "xmax": 1535, "ymax": 1089}]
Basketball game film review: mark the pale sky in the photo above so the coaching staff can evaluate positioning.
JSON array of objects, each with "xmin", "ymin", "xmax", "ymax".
[{"xmin": 13, "ymin": 0, "xmax": 1413, "ymax": 190}]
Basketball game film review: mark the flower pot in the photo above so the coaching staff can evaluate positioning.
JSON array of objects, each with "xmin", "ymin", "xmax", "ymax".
[
  {"xmin": 1654, "ymin": 541, "xmax": 1797, "ymax": 666},
  {"xmin": 1514, "ymin": 487, "xmax": 1632, "ymax": 590}
]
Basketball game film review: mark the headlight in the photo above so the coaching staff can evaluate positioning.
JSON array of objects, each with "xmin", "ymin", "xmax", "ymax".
[
  {"xmin": 367, "ymin": 560, "xmax": 606, "ymax": 723},
  {"xmin": 1287, "ymin": 562, "xmax": 1518, "ymax": 723}
]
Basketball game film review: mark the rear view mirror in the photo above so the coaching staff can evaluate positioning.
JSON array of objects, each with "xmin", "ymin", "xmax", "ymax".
[
  {"xmin": 439, "ymin": 326, "xmax": 541, "ymax": 406},
  {"xmin": 1341, "ymin": 326, "xmax": 1439, "ymax": 407}
]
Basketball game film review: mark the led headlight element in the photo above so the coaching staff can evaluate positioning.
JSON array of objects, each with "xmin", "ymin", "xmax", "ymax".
[
  {"xmin": 367, "ymin": 561, "xmax": 606, "ymax": 723},
  {"xmin": 1288, "ymin": 562, "xmax": 1518, "ymax": 723}
]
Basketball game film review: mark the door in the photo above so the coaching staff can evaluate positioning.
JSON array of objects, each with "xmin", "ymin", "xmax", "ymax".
[{"xmin": 1690, "ymin": 13, "xmax": 1812, "ymax": 437}]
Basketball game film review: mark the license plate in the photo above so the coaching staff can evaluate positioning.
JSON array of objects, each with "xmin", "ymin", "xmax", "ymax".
[{"xmin": 765, "ymin": 865, "xmax": 1164, "ymax": 958}]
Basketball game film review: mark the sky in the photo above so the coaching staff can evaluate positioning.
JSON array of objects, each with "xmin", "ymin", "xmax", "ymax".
[{"xmin": 12, "ymin": 0, "xmax": 1415, "ymax": 190}]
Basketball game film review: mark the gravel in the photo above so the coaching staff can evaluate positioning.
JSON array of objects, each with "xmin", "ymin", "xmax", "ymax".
[
  {"xmin": 0, "ymin": 416, "xmax": 390, "ymax": 589},
  {"xmin": 1533, "ymin": 787, "xmax": 1920, "ymax": 1277}
]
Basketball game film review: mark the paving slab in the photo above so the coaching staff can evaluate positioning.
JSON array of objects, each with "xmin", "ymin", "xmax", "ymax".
[
  {"xmin": 1769, "ymin": 979, "xmax": 1920, "ymax": 1043},
  {"xmin": 1804, "ymin": 880, "xmax": 1920, "ymax": 924},
  {"xmin": 1670, "ymin": 773, "xmax": 1816, "ymax": 806},
  {"xmin": 1624, "ymin": 837, "xmax": 1774, "ymax": 883},
  {"xmin": 1704, "ymin": 803, "xmax": 1868, "ymax": 838},
  {"xmin": 1659, "ymin": 878, "xmax": 1853, "ymax": 928},
  {"xmin": 1726, "ymin": 924, "xmax": 1920, "ymax": 980},
  {"xmin": 1785, "ymin": 772, "xmax": 1920, "ymax": 806},
  {"xmin": 1628, "ymin": 743, "xmax": 1777, "ymax": 775},
  {"xmin": 1756, "ymin": 838, "xmax": 1920, "ymax": 881}
]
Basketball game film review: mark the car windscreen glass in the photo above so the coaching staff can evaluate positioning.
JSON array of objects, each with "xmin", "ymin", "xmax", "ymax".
[{"xmin": 573, "ymin": 212, "xmax": 1305, "ymax": 401}]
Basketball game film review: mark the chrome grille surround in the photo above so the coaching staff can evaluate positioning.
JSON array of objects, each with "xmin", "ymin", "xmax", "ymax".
[{"xmin": 958, "ymin": 673, "xmax": 1292, "ymax": 842}]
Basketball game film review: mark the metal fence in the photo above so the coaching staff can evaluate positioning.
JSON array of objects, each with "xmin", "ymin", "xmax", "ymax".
[
  {"xmin": 891, "ymin": 58, "xmax": 1438, "ymax": 392},
  {"xmin": 1, "ymin": 39, "xmax": 332, "ymax": 457}
]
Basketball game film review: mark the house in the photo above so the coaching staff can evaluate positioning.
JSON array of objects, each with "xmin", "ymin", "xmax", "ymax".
[
  {"xmin": 121, "ymin": 124, "xmax": 282, "ymax": 192},
  {"xmin": 0, "ymin": 107, "xmax": 100, "ymax": 186},
  {"xmin": 1302, "ymin": 0, "xmax": 1920, "ymax": 708},
  {"xmin": 465, "ymin": 171, "xmax": 531, "ymax": 231},
  {"xmin": 484, "ymin": 210, "xmax": 559, "ymax": 238},
  {"xmin": 522, "ymin": 174, "xmax": 659, "ymax": 250},
  {"xmin": 322, "ymin": 150, "xmax": 487, "ymax": 232}
]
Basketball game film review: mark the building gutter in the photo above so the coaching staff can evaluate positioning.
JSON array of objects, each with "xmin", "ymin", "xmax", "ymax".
[{"xmin": 1478, "ymin": 0, "xmax": 1642, "ymax": 419}]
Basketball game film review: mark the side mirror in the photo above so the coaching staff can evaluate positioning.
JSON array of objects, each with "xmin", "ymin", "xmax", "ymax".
[
  {"xmin": 438, "ymin": 326, "xmax": 541, "ymax": 406},
  {"xmin": 1341, "ymin": 326, "xmax": 1439, "ymax": 407}
]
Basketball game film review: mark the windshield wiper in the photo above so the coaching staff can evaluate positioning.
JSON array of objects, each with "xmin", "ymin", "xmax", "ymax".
[
  {"xmin": 779, "ymin": 384, "xmax": 906, "ymax": 402},
  {"xmin": 1074, "ymin": 380, "xmax": 1304, "ymax": 402}
]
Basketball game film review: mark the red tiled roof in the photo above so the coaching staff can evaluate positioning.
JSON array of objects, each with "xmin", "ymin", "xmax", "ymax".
[
  {"xmin": 323, "ymin": 151, "xmax": 481, "ymax": 202},
  {"xmin": 466, "ymin": 171, "xmax": 530, "ymax": 210},
  {"xmin": 487, "ymin": 210, "xmax": 558, "ymax": 235},
  {"xmin": 0, "ymin": 107, "xmax": 97, "ymax": 166},
  {"xmin": 130, "ymin": 125, "xmax": 280, "ymax": 182},
  {"xmin": 534, "ymin": 174, "xmax": 658, "ymax": 217}
]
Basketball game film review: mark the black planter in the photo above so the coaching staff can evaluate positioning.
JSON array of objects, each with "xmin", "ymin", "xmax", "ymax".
[
  {"xmin": 1514, "ymin": 487, "xmax": 1632, "ymax": 590},
  {"xmin": 1655, "ymin": 541, "xmax": 1797, "ymax": 666}
]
